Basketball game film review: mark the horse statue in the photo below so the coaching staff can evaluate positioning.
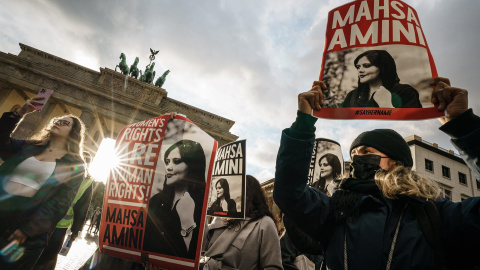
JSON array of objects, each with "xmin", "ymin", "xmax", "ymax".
[
  {"xmin": 129, "ymin": 57, "xmax": 140, "ymax": 79},
  {"xmin": 140, "ymin": 62, "xmax": 156, "ymax": 84},
  {"xmin": 115, "ymin": 53, "xmax": 130, "ymax": 75},
  {"xmin": 155, "ymin": 70, "xmax": 170, "ymax": 88}
]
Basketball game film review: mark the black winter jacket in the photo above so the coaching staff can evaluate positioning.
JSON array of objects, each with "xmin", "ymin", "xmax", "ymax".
[{"xmin": 274, "ymin": 111, "xmax": 480, "ymax": 270}]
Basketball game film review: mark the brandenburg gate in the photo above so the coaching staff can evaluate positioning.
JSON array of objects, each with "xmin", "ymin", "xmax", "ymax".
[{"xmin": 0, "ymin": 44, "xmax": 238, "ymax": 153}]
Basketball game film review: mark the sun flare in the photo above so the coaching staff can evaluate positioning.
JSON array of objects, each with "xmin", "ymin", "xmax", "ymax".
[{"xmin": 89, "ymin": 138, "xmax": 118, "ymax": 184}]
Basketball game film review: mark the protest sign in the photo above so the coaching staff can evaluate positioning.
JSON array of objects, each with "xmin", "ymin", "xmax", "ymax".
[
  {"xmin": 207, "ymin": 140, "xmax": 246, "ymax": 219},
  {"xmin": 314, "ymin": 0, "xmax": 443, "ymax": 120},
  {"xmin": 99, "ymin": 114, "xmax": 217, "ymax": 270},
  {"xmin": 308, "ymin": 138, "xmax": 344, "ymax": 195}
]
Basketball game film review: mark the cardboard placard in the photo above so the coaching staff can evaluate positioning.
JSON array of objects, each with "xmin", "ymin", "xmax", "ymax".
[
  {"xmin": 99, "ymin": 114, "xmax": 217, "ymax": 269},
  {"xmin": 314, "ymin": 0, "xmax": 443, "ymax": 120}
]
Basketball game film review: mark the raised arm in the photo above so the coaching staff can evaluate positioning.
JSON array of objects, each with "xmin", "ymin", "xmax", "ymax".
[
  {"xmin": 0, "ymin": 97, "xmax": 45, "ymax": 157},
  {"xmin": 273, "ymin": 81, "xmax": 333, "ymax": 237},
  {"xmin": 431, "ymin": 77, "xmax": 480, "ymax": 180}
]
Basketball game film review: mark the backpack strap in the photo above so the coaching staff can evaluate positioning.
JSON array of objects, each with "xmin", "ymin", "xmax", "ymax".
[{"xmin": 409, "ymin": 199, "xmax": 448, "ymax": 269}]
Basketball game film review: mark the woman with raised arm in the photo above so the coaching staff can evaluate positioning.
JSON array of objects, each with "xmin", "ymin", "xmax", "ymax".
[
  {"xmin": 0, "ymin": 97, "xmax": 86, "ymax": 270},
  {"xmin": 274, "ymin": 79, "xmax": 480, "ymax": 269}
]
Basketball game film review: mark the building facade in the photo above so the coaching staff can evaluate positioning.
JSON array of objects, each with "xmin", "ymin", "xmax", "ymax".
[
  {"xmin": 0, "ymin": 44, "xmax": 238, "ymax": 154},
  {"xmin": 406, "ymin": 135, "xmax": 480, "ymax": 202}
]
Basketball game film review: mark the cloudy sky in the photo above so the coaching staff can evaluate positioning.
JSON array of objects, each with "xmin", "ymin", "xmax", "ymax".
[{"xmin": 1, "ymin": 0, "xmax": 479, "ymax": 182}]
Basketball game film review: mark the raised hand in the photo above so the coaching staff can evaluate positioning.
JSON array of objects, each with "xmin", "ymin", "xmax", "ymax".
[
  {"xmin": 431, "ymin": 77, "xmax": 468, "ymax": 124},
  {"xmin": 17, "ymin": 97, "xmax": 45, "ymax": 116},
  {"xmin": 298, "ymin": 81, "xmax": 326, "ymax": 114}
]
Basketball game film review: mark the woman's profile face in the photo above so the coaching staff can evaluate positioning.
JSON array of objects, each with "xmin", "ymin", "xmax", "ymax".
[
  {"xmin": 319, "ymin": 157, "xmax": 333, "ymax": 178},
  {"xmin": 356, "ymin": 56, "xmax": 380, "ymax": 84},
  {"xmin": 165, "ymin": 147, "xmax": 189, "ymax": 186},
  {"xmin": 216, "ymin": 182, "xmax": 224, "ymax": 199},
  {"xmin": 50, "ymin": 117, "xmax": 73, "ymax": 138}
]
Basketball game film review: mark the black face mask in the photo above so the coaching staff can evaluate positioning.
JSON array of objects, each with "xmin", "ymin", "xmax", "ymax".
[{"xmin": 351, "ymin": 155, "xmax": 383, "ymax": 179}]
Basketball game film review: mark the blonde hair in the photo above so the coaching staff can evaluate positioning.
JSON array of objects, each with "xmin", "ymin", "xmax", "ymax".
[
  {"xmin": 31, "ymin": 114, "xmax": 86, "ymax": 162},
  {"xmin": 375, "ymin": 166, "xmax": 441, "ymax": 200}
]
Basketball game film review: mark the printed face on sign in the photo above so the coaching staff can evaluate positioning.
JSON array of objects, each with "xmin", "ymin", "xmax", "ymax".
[
  {"xmin": 356, "ymin": 56, "xmax": 381, "ymax": 84},
  {"xmin": 101, "ymin": 114, "xmax": 216, "ymax": 269},
  {"xmin": 216, "ymin": 181, "xmax": 225, "ymax": 199},
  {"xmin": 165, "ymin": 147, "xmax": 189, "ymax": 186},
  {"xmin": 314, "ymin": 0, "xmax": 444, "ymax": 119},
  {"xmin": 309, "ymin": 139, "xmax": 344, "ymax": 197},
  {"xmin": 319, "ymin": 157, "xmax": 334, "ymax": 179}
]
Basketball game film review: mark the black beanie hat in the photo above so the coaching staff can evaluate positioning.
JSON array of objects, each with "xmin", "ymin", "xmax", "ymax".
[{"xmin": 349, "ymin": 129, "xmax": 413, "ymax": 167}]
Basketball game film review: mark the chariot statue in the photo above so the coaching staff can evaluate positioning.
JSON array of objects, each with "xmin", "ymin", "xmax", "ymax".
[
  {"xmin": 129, "ymin": 57, "xmax": 140, "ymax": 79},
  {"xmin": 155, "ymin": 70, "xmax": 170, "ymax": 88},
  {"xmin": 115, "ymin": 53, "xmax": 130, "ymax": 75},
  {"xmin": 140, "ymin": 62, "xmax": 156, "ymax": 84}
]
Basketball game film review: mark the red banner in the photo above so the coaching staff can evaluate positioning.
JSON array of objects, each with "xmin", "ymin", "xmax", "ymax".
[
  {"xmin": 314, "ymin": 0, "xmax": 443, "ymax": 120},
  {"xmin": 99, "ymin": 114, "xmax": 217, "ymax": 269}
]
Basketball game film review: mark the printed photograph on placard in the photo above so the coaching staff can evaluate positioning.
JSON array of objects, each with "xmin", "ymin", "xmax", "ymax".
[
  {"xmin": 207, "ymin": 175, "xmax": 242, "ymax": 214},
  {"xmin": 314, "ymin": 0, "xmax": 443, "ymax": 120},
  {"xmin": 322, "ymin": 45, "xmax": 431, "ymax": 109},
  {"xmin": 99, "ymin": 114, "xmax": 217, "ymax": 270},
  {"xmin": 207, "ymin": 140, "xmax": 246, "ymax": 219},
  {"xmin": 308, "ymin": 138, "xmax": 344, "ymax": 196},
  {"xmin": 144, "ymin": 117, "xmax": 215, "ymax": 260}
]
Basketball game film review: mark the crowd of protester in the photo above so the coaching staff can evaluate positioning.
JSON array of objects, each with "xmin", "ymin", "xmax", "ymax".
[{"xmin": 0, "ymin": 75, "xmax": 479, "ymax": 270}]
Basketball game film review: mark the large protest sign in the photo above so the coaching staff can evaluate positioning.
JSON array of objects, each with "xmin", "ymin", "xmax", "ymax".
[
  {"xmin": 99, "ymin": 114, "xmax": 217, "ymax": 270},
  {"xmin": 314, "ymin": 0, "xmax": 443, "ymax": 120},
  {"xmin": 206, "ymin": 140, "xmax": 246, "ymax": 219},
  {"xmin": 308, "ymin": 138, "xmax": 344, "ymax": 196}
]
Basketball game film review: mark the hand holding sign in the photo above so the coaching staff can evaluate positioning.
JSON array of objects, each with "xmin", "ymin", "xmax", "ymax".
[
  {"xmin": 430, "ymin": 77, "xmax": 468, "ymax": 124},
  {"xmin": 298, "ymin": 81, "xmax": 326, "ymax": 114}
]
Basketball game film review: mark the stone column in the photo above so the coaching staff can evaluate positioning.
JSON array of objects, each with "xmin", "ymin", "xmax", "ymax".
[
  {"xmin": 0, "ymin": 88, "xmax": 13, "ymax": 107},
  {"xmin": 80, "ymin": 109, "xmax": 98, "ymax": 152}
]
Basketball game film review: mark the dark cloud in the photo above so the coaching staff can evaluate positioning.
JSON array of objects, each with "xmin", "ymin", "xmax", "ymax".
[{"xmin": 1, "ymin": 0, "xmax": 478, "ymax": 181}]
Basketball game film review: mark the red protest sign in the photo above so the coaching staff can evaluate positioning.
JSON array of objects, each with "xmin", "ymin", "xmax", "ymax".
[
  {"xmin": 99, "ymin": 114, "xmax": 217, "ymax": 269},
  {"xmin": 314, "ymin": 0, "xmax": 443, "ymax": 120}
]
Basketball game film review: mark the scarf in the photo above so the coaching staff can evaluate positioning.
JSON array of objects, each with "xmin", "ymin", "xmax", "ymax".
[{"xmin": 331, "ymin": 177, "xmax": 382, "ymax": 220}]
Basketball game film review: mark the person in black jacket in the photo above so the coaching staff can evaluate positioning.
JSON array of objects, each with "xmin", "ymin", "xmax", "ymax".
[
  {"xmin": 274, "ymin": 78, "xmax": 480, "ymax": 269},
  {"xmin": 33, "ymin": 152, "xmax": 93, "ymax": 270},
  {"xmin": 0, "ymin": 97, "xmax": 86, "ymax": 270},
  {"xmin": 280, "ymin": 214, "xmax": 323, "ymax": 270}
]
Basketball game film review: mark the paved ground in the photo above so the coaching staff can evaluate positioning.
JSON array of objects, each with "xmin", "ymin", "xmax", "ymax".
[{"xmin": 54, "ymin": 223, "xmax": 99, "ymax": 270}]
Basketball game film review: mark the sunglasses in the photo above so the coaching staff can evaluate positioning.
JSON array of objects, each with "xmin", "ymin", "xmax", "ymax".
[{"xmin": 55, "ymin": 119, "xmax": 71, "ymax": 126}]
